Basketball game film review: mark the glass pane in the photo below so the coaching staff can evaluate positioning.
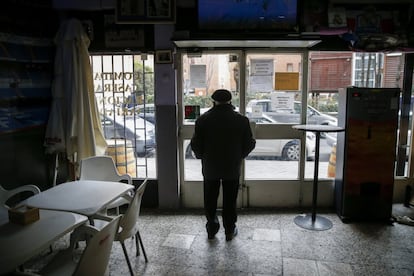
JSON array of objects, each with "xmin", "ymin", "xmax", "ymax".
[
  {"xmin": 245, "ymin": 159, "xmax": 330, "ymax": 179},
  {"xmin": 91, "ymin": 54, "xmax": 157, "ymax": 179},
  {"xmin": 245, "ymin": 139, "xmax": 301, "ymax": 179},
  {"xmin": 245, "ymin": 53, "xmax": 302, "ymax": 123},
  {"xmin": 182, "ymin": 53, "xmax": 240, "ymax": 124},
  {"xmin": 305, "ymin": 91, "xmax": 339, "ymax": 179},
  {"xmin": 307, "ymin": 51, "xmax": 411, "ymax": 178},
  {"xmin": 306, "ymin": 51, "xmax": 344, "ymax": 179},
  {"xmin": 244, "ymin": 53, "xmax": 305, "ymax": 180},
  {"xmin": 185, "ymin": 136, "xmax": 321, "ymax": 180},
  {"xmin": 304, "ymin": 137, "xmax": 336, "ymax": 180},
  {"xmin": 183, "ymin": 139, "xmax": 202, "ymax": 181}
]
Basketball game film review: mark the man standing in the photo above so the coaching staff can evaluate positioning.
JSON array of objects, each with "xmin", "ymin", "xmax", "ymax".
[{"xmin": 191, "ymin": 89, "xmax": 256, "ymax": 241}]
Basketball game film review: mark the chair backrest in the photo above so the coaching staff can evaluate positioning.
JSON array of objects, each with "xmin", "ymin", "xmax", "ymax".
[
  {"xmin": 0, "ymin": 185, "xmax": 41, "ymax": 209},
  {"xmin": 74, "ymin": 215, "xmax": 121, "ymax": 276},
  {"xmin": 117, "ymin": 179, "xmax": 148, "ymax": 242},
  {"xmin": 79, "ymin": 156, "xmax": 132, "ymax": 184}
]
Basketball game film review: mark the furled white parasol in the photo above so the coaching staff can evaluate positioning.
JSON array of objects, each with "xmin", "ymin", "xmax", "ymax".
[{"xmin": 44, "ymin": 18, "xmax": 107, "ymax": 184}]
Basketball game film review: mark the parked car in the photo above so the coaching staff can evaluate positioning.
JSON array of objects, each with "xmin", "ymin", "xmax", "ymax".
[
  {"xmin": 101, "ymin": 114, "xmax": 156, "ymax": 157},
  {"xmin": 125, "ymin": 103, "xmax": 156, "ymax": 124},
  {"xmin": 247, "ymin": 99, "xmax": 337, "ymax": 126},
  {"xmin": 185, "ymin": 113, "xmax": 316, "ymax": 161},
  {"xmin": 325, "ymin": 132, "xmax": 337, "ymax": 147}
]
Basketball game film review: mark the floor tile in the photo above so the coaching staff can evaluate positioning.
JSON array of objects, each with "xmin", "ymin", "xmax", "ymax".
[
  {"xmin": 283, "ymin": 257, "xmax": 318, "ymax": 276},
  {"xmin": 317, "ymin": 260, "xmax": 354, "ymax": 276},
  {"xmin": 161, "ymin": 233, "xmax": 196, "ymax": 249},
  {"xmin": 19, "ymin": 207, "xmax": 414, "ymax": 276},
  {"xmin": 252, "ymin": 228, "xmax": 281, "ymax": 242}
]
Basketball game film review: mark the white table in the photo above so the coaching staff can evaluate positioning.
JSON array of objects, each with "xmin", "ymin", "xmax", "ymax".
[
  {"xmin": 24, "ymin": 180, "xmax": 134, "ymax": 220},
  {"xmin": 0, "ymin": 209, "xmax": 87, "ymax": 274},
  {"xmin": 292, "ymin": 124, "xmax": 345, "ymax": 231}
]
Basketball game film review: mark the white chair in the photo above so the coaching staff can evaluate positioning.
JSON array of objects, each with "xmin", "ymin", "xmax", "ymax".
[
  {"xmin": 1, "ymin": 184, "xmax": 54, "ymax": 260},
  {"xmin": 79, "ymin": 155, "xmax": 133, "ymax": 214},
  {"xmin": 0, "ymin": 184, "xmax": 41, "ymax": 209},
  {"xmin": 72, "ymin": 179, "xmax": 148, "ymax": 276},
  {"xmin": 115, "ymin": 178, "xmax": 148, "ymax": 275},
  {"xmin": 40, "ymin": 215, "xmax": 121, "ymax": 276}
]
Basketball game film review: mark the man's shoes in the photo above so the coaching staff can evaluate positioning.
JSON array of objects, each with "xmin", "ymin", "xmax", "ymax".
[
  {"xmin": 207, "ymin": 224, "xmax": 220, "ymax": 240},
  {"xmin": 225, "ymin": 227, "xmax": 238, "ymax": 241},
  {"xmin": 208, "ymin": 231, "xmax": 218, "ymax": 239}
]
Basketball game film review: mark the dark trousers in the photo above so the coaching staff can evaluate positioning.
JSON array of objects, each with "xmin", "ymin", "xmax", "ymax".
[{"xmin": 203, "ymin": 179, "xmax": 239, "ymax": 234}]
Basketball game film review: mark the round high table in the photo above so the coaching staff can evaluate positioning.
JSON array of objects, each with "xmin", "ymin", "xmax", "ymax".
[{"xmin": 292, "ymin": 124, "xmax": 345, "ymax": 231}]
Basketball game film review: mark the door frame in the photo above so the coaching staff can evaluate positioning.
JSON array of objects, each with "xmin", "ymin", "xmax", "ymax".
[{"xmin": 176, "ymin": 48, "xmax": 334, "ymax": 209}]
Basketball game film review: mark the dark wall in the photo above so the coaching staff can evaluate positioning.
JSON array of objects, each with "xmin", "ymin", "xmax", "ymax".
[
  {"xmin": 0, "ymin": 128, "xmax": 53, "ymax": 191},
  {"xmin": 1, "ymin": 0, "xmax": 58, "ymax": 36},
  {"xmin": 175, "ymin": 0, "xmax": 414, "ymax": 50},
  {"xmin": 0, "ymin": 0, "xmax": 58, "ymax": 190},
  {"xmin": 54, "ymin": 10, "xmax": 155, "ymax": 53}
]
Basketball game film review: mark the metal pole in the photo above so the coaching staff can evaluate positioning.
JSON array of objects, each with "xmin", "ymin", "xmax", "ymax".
[{"xmin": 311, "ymin": 131, "xmax": 321, "ymax": 222}]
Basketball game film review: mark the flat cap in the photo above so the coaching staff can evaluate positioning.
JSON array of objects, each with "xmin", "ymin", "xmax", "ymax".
[{"xmin": 211, "ymin": 89, "xmax": 232, "ymax": 102}]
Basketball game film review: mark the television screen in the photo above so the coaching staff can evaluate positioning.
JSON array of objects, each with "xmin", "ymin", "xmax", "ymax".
[{"xmin": 198, "ymin": 0, "xmax": 298, "ymax": 32}]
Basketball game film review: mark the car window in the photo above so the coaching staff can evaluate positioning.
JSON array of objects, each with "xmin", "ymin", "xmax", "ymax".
[
  {"xmin": 307, "ymin": 107, "xmax": 313, "ymax": 116},
  {"xmin": 252, "ymin": 118, "xmax": 272, "ymax": 124},
  {"xmin": 102, "ymin": 119, "xmax": 112, "ymax": 126}
]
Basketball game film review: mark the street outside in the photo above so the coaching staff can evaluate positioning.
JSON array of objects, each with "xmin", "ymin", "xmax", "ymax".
[
  {"xmin": 185, "ymin": 138, "xmax": 333, "ymax": 180},
  {"xmin": 135, "ymin": 138, "xmax": 335, "ymax": 180}
]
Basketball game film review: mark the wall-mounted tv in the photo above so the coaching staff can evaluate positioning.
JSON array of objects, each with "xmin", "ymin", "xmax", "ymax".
[{"xmin": 198, "ymin": 0, "xmax": 299, "ymax": 33}]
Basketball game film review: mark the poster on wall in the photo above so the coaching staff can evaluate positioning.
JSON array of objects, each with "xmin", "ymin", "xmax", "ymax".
[
  {"xmin": 116, "ymin": 0, "xmax": 176, "ymax": 24},
  {"xmin": 0, "ymin": 107, "xmax": 49, "ymax": 135},
  {"xmin": 0, "ymin": 34, "xmax": 52, "ymax": 134},
  {"xmin": 104, "ymin": 15, "xmax": 145, "ymax": 48},
  {"xmin": 249, "ymin": 59, "xmax": 274, "ymax": 92},
  {"xmin": 190, "ymin": 65, "xmax": 207, "ymax": 88},
  {"xmin": 328, "ymin": 7, "xmax": 347, "ymax": 28}
]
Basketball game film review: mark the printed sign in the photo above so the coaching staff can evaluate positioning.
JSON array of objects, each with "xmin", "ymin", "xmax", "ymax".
[
  {"xmin": 274, "ymin": 72, "xmax": 299, "ymax": 91},
  {"xmin": 270, "ymin": 92, "xmax": 295, "ymax": 111},
  {"xmin": 184, "ymin": 105, "xmax": 200, "ymax": 120}
]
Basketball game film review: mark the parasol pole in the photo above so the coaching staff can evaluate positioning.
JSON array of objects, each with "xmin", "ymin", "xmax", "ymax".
[{"xmin": 52, "ymin": 152, "xmax": 59, "ymax": 186}]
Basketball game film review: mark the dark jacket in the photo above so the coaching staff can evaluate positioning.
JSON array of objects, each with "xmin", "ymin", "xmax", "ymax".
[{"xmin": 190, "ymin": 104, "xmax": 256, "ymax": 180}]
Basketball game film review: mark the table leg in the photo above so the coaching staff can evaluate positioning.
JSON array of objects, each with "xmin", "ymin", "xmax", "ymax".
[{"xmin": 294, "ymin": 131, "xmax": 333, "ymax": 231}]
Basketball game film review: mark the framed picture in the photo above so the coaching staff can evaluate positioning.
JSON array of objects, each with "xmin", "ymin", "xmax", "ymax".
[
  {"xmin": 104, "ymin": 15, "xmax": 145, "ymax": 48},
  {"xmin": 155, "ymin": 50, "xmax": 173, "ymax": 64},
  {"xmin": 116, "ymin": 0, "xmax": 176, "ymax": 24}
]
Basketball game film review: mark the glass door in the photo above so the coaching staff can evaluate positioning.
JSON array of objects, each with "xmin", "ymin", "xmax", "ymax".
[
  {"xmin": 178, "ymin": 50, "xmax": 313, "ymax": 208},
  {"xmin": 243, "ymin": 52, "xmax": 312, "ymax": 207}
]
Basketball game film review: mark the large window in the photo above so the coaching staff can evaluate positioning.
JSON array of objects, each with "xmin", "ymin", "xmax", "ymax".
[
  {"xmin": 353, "ymin": 53, "xmax": 384, "ymax": 87},
  {"xmin": 181, "ymin": 51, "xmax": 414, "ymax": 181},
  {"xmin": 308, "ymin": 51, "xmax": 413, "ymax": 178},
  {"xmin": 90, "ymin": 54, "xmax": 156, "ymax": 179}
]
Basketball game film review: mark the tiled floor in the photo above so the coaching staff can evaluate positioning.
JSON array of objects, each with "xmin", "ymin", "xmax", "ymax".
[{"xmin": 24, "ymin": 205, "xmax": 414, "ymax": 276}]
